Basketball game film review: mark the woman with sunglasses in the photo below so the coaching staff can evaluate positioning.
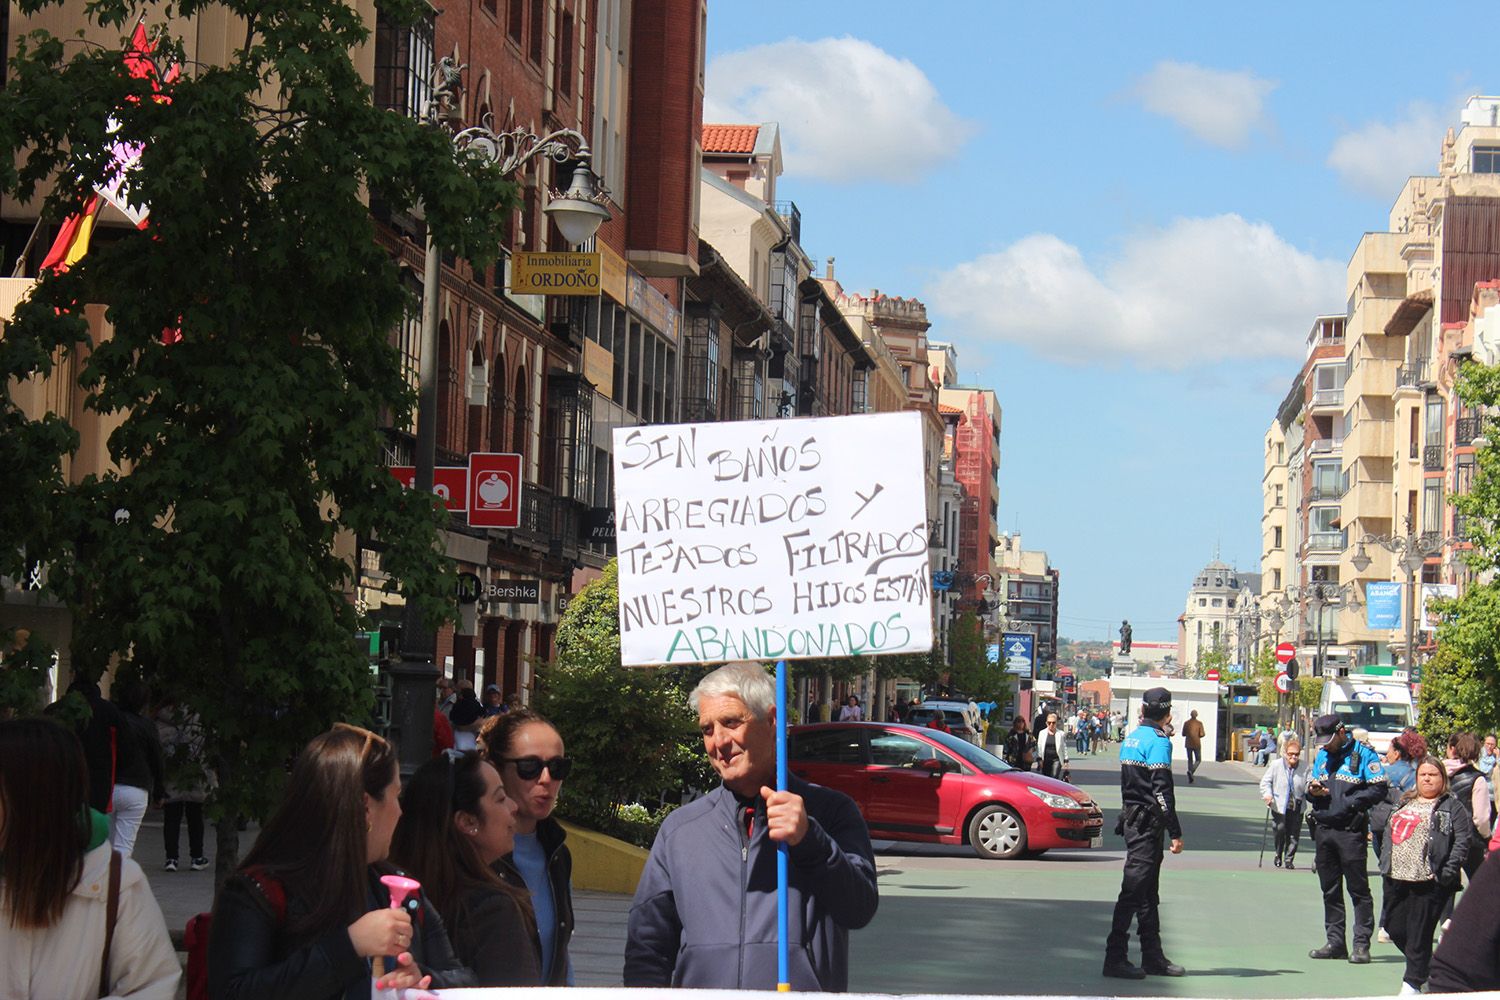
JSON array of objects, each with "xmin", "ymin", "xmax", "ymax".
[
  {"xmin": 480, "ymin": 710, "xmax": 575, "ymax": 986},
  {"xmin": 389, "ymin": 752, "xmax": 543, "ymax": 985},
  {"xmin": 208, "ymin": 724, "xmax": 474, "ymax": 999}
]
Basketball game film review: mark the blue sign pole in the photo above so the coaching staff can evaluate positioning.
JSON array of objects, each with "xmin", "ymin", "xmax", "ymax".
[{"xmin": 775, "ymin": 658, "xmax": 789, "ymax": 991}]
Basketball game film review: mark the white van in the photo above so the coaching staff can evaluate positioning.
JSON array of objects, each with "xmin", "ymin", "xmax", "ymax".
[{"xmin": 1319, "ymin": 675, "xmax": 1416, "ymax": 754}]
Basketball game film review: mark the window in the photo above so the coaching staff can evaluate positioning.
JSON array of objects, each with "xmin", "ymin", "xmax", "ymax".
[
  {"xmin": 1423, "ymin": 480, "xmax": 1444, "ymax": 534},
  {"xmin": 1273, "ymin": 526, "xmax": 1283, "ymax": 549},
  {"xmin": 1273, "ymin": 569, "xmax": 1282, "ymax": 590},
  {"xmin": 1211, "ymin": 598, "xmax": 1223, "ymax": 607},
  {"xmin": 1311, "ymin": 506, "xmax": 1341, "ymax": 532},
  {"xmin": 1425, "ymin": 395, "xmax": 1445, "ymax": 448},
  {"xmin": 1274, "ymin": 483, "xmax": 1284, "ymax": 507},
  {"xmin": 789, "ymin": 728, "xmax": 864, "ymax": 764},
  {"xmin": 556, "ymin": 10, "xmax": 574, "ymax": 97},
  {"xmin": 1198, "ymin": 598, "xmax": 1207, "ymax": 607},
  {"xmin": 544, "ymin": 372, "xmax": 594, "ymax": 501},
  {"xmin": 373, "ymin": 9, "xmax": 434, "ymax": 120},
  {"xmin": 528, "ymin": 0, "xmax": 544, "ymax": 64},
  {"xmin": 1456, "ymin": 453, "xmax": 1476, "ymax": 495},
  {"xmin": 1276, "ymin": 442, "xmax": 1284, "ymax": 463},
  {"xmin": 507, "ymin": 0, "xmax": 523, "ymax": 42},
  {"xmin": 1473, "ymin": 146, "xmax": 1500, "ymax": 174},
  {"xmin": 870, "ymin": 732, "xmax": 949, "ymax": 768}
]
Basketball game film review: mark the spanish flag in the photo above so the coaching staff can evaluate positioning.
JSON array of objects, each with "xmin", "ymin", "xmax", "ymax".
[{"xmin": 39, "ymin": 194, "xmax": 103, "ymax": 274}]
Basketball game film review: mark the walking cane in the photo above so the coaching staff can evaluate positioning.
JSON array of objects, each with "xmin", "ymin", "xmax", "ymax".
[{"xmin": 1258, "ymin": 807, "xmax": 1271, "ymax": 868}]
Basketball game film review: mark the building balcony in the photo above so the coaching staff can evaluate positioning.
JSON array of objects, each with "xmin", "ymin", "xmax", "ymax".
[
  {"xmin": 1347, "ymin": 417, "xmax": 1394, "ymax": 457},
  {"xmin": 1341, "ymin": 479, "xmax": 1390, "ymax": 521},
  {"xmin": 1308, "ymin": 438, "xmax": 1343, "ymax": 456},
  {"xmin": 1310, "ymin": 388, "xmax": 1344, "ymax": 411},
  {"xmin": 1396, "ymin": 361, "xmax": 1429, "ymax": 389},
  {"xmin": 1308, "ymin": 483, "xmax": 1343, "ymax": 502},
  {"xmin": 1423, "ymin": 444, "xmax": 1444, "ymax": 471},
  {"xmin": 1456, "ymin": 417, "xmax": 1481, "ymax": 447},
  {"xmin": 1307, "ymin": 530, "xmax": 1347, "ymax": 553},
  {"xmin": 773, "ymin": 201, "xmax": 801, "ymax": 246}
]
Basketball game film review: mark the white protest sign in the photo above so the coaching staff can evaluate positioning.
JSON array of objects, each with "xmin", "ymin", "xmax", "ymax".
[{"xmin": 612, "ymin": 411, "xmax": 933, "ymax": 666}]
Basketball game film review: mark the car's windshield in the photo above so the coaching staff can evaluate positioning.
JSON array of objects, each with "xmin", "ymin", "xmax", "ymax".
[
  {"xmin": 1331, "ymin": 701, "xmax": 1412, "ymax": 732},
  {"xmin": 909, "ymin": 708, "xmax": 970, "ymax": 729},
  {"xmin": 918, "ymin": 728, "xmax": 1013, "ymax": 774}
]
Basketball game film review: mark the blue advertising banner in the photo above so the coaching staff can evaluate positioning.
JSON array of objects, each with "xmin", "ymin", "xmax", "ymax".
[
  {"xmin": 986, "ymin": 643, "xmax": 1000, "ymax": 664},
  {"xmin": 1366, "ymin": 581, "xmax": 1402, "ymax": 629},
  {"xmin": 1002, "ymin": 632, "xmax": 1035, "ymax": 678}
]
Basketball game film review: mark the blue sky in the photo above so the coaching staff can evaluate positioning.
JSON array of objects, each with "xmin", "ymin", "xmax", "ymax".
[{"xmin": 703, "ymin": 2, "xmax": 1488, "ymax": 644}]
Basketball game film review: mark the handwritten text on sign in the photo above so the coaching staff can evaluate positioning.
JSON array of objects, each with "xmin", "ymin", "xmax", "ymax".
[{"xmin": 612, "ymin": 412, "xmax": 933, "ymax": 665}]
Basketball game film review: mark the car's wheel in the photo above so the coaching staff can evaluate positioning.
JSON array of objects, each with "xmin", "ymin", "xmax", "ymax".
[{"xmin": 968, "ymin": 803, "xmax": 1027, "ymax": 860}]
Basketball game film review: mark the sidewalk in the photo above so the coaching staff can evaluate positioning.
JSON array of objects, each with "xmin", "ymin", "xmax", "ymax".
[{"xmin": 131, "ymin": 813, "xmax": 631, "ymax": 987}]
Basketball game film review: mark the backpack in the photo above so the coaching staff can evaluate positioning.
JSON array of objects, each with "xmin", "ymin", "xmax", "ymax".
[{"xmin": 184, "ymin": 868, "xmax": 285, "ymax": 1000}]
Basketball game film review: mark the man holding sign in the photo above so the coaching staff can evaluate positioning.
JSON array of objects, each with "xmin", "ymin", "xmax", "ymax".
[{"xmin": 624, "ymin": 662, "xmax": 879, "ymax": 990}]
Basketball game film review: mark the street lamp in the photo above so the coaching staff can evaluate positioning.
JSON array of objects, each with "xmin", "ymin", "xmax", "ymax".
[
  {"xmin": 1350, "ymin": 522, "xmax": 1459, "ymax": 673},
  {"xmin": 1285, "ymin": 582, "xmax": 1361, "ymax": 678},
  {"xmin": 391, "ymin": 57, "xmax": 612, "ymax": 776}
]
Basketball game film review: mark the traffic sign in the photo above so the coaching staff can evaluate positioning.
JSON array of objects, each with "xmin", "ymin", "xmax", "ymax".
[
  {"xmin": 389, "ymin": 465, "xmax": 469, "ymax": 512},
  {"xmin": 1274, "ymin": 672, "xmax": 1292, "ymax": 694},
  {"xmin": 468, "ymin": 452, "xmax": 522, "ymax": 528},
  {"xmin": 1276, "ymin": 642, "xmax": 1296, "ymax": 664},
  {"xmin": 1286, "ymin": 656, "xmax": 1299, "ymax": 681},
  {"xmin": 1205, "ymin": 668, "xmax": 1221, "ymax": 682}
]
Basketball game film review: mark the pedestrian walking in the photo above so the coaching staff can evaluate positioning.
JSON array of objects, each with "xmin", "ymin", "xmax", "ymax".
[
  {"xmin": 0, "ymin": 717, "xmax": 181, "ymax": 1000},
  {"xmin": 450, "ymin": 679, "xmax": 484, "ymax": 752},
  {"xmin": 207, "ymin": 723, "xmax": 475, "ymax": 998},
  {"xmin": 1381, "ymin": 755, "xmax": 1472, "ymax": 995},
  {"xmin": 389, "ymin": 751, "xmax": 543, "ymax": 986},
  {"xmin": 154, "ymin": 700, "xmax": 214, "ymax": 873},
  {"xmin": 1307, "ymin": 713, "xmax": 1388, "ymax": 964},
  {"xmin": 1182, "ymin": 710, "xmax": 1206, "ymax": 784},
  {"xmin": 436, "ymin": 676, "xmax": 457, "ymax": 718},
  {"xmin": 109, "ymin": 677, "xmax": 165, "ymax": 859},
  {"xmin": 45, "ymin": 674, "xmax": 125, "ymax": 815},
  {"xmin": 1003, "ymin": 716, "xmax": 1037, "ymax": 771},
  {"xmin": 838, "ymin": 695, "xmax": 863, "ymax": 722},
  {"xmin": 1103, "ymin": 686, "xmax": 1185, "ymax": 980},
  {"xmin": 624, "ymin": 662, "xmax": 878, "ymax": 990},
  {"xmin": 1074, "ymin": 710, "xmax": 1091, "ymax": 755},
  {"xmin": 480, "ymin": 709, "xmax": 578, "ymax": 986},
  {"xmin": 1259, "ymin": 737, "xmax": 1307, "ymax": 868},
  {"xmin": 1036, "ymin": 713, "xmax": 1070, "ymax": 781},
  {"xmin": 1444, "ymin": 733, "xmax": 1492, "ymax": 881}
]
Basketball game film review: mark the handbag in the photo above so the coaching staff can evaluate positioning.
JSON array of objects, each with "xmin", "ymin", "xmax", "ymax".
[{"xmin": 99, "ymin": 849, "xmax": 121, "ymax": 998}]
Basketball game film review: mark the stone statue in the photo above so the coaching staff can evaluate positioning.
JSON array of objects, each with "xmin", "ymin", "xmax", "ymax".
[{"xmin": 1119, "ymin": 620, "xmax": 1133, "ymax": 656}]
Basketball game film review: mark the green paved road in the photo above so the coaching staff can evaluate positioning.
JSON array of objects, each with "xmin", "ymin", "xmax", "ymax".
[{"xmin": 850, "ymin": 750, "xmax": 1410, "ymax": 997}]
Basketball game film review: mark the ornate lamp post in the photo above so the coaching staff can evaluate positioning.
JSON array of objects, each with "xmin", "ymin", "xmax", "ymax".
[
  {"xmin": 391, "ymin": 57, "xmax": 611, "ymax": 775},
  {"xmin": 1350, "ymin": 521, "xmax": 1460, "ymax": 673}
]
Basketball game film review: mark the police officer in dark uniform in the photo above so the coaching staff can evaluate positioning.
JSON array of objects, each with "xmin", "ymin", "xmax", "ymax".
[
  {"xmin": 1306, "ymin": 712, "xmax": 1387, "ymax": 964},
  {"xmin": 1103, "ymin": 687, "xmax": 1185, "ymax": 980}
]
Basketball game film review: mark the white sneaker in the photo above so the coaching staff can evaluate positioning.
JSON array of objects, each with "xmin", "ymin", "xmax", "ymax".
[
  {"xmin": 1398, "ymin": 982, "xmax": 1422, "ymax": 996},
  {"xmin": 1378, "ymin": 928, "xmax": 1392, "ymax": 944}
]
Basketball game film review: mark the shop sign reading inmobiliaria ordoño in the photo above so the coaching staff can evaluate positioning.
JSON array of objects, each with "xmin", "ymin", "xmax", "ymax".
[
  {"xmin": 611, "ymin": 411, "xmax": 934, "ymax": 666},
  {"xmin": 509, "ymin": 251, "xmax": 602, "ymax": 295}
]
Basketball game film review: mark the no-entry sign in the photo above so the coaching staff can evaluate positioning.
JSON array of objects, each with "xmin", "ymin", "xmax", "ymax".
[{"xmin": 1276, "ymin": 641, "xmax": 1296, "ymax": 665}]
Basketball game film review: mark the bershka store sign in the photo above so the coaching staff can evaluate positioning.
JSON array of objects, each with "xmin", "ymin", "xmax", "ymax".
[{"xmin": 487, "ymin": 579, "xmax": 540, "ymax": 605}]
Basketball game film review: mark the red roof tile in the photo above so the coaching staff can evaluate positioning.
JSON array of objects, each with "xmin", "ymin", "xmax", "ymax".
[{"xmin": 702, "ymin": 124, "xmax": 760, "ymax": 154}]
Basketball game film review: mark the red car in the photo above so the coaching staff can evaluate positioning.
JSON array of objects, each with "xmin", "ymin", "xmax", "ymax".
[{"xmin": 788, "ymin": 722, "xmax": 1104, "ymax": 860}]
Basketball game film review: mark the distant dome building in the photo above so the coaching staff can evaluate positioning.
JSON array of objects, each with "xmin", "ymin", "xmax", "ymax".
[{"xmin": 1178, "ymin": 558, "xmax": 1261, "ymax": 675}]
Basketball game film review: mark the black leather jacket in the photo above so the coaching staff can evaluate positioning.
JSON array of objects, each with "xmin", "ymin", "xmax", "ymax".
[
  {"xmin": 497, "ymin": 816, "xmax": 574, "ymax": 986},
  {"xmin": 207, "ymin": 866, "xmax": 476, "ymax": 1000},
  {"xmin": 1377, "ymin": 792, "xmax": 1474, "ymax": 889},
  {"xmin": 447, "ymin": 884, "xmax": 543, "ymax": 986}
]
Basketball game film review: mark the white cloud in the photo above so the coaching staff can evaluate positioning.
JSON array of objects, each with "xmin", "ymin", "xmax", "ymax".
[
  {"xmin": 705, "ymin": 37, "xmax": 974, "ymax": 183},
  {"xmin": 926, "ymin": 215, "xmax": 1344, "ymax": 369},
  {"xmin": 1131, "ymin": 61, "xmax": 1277, "ymax": 148},
  {"xmin": 1327, "ymin": 103, "xmax": 1446, "ymax": 197}
]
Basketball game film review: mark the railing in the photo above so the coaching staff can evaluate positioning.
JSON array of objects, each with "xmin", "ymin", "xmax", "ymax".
[
  {"xmin": 773, "ymin": 200, "xmax": 801, "ymax": 246},
  {"xmin": 1311, "ymin": 388, "xmax": 1344, "ymax": 409},
  {"xmin": 1456, "ymin": 417, "xmax": 1481, "ymax": 446},
  {"xmin": 1308, "ymin": 438, "xmax": 1343, "ymax": 455},
  {"xmin": 1307, "ymin": 531, "xmax": 1347, "ymax": 552},
  {"xmin": 1308, "ymin": 484, "xmax": 1343, "ymax": 501},
  {"xmin": 1424, "ymin": 444, "xmax": 1444, "ymax": 470},
  {"xmin": 1397, "ymin": 361, "xmax": 1428, "ymax": 388}
]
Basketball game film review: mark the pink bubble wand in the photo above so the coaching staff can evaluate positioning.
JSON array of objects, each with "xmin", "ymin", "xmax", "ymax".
[{"xmin": 372, "ymin": 875, "xmax": 422, "ymax": 984}]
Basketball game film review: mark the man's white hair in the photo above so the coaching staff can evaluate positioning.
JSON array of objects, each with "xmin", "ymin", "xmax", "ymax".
[{"xmin": 689, "ymin": 661, "xmax": 776, "ymax": 719}]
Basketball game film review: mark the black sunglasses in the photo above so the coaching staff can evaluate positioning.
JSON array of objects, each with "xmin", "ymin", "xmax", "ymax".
[{"xmin": 501, "ymin": 755, "xmax": 573, "ymax": 781}]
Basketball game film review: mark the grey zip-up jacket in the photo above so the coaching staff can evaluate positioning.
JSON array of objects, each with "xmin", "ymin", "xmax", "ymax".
[{"xmin": 624, "ymin": 776, "xmax": 878, "ymax": 991}]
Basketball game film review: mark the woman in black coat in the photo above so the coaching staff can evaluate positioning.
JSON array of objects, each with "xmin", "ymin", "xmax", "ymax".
[
  {"xmin": 1003, "ymin": 717, "xmax": 1037, "ymax": 771},
  {"xmin": 207, "ymin": 724, "xmax": 474, "ymax": 1000},
  {"xmin": 390, "ymin": 752, "xmax": 543, "ymax": 986},
  {"xmin": 1380, "ymin": 755, "xmax": 1474, "ymax": 995}
]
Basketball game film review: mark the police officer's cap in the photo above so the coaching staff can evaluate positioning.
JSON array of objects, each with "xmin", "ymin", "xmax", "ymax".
[
  {"xmin": 1312, "ymin": 713, "xmax": 1344, "ymax": 746},
  {"xmin": 1142, "ymin": 687, "xmax": 1172, "ymax": 711}
]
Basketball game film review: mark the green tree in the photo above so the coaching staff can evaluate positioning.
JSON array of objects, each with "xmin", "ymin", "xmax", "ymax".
[
  {"xmin": 945, "ymin": 611, "xmax": 995, "ymax": 698},
  {"xmin": 539, "ymin": 560, "xmax": 713, "ymax": 843},
  {"xmin": 1420, "ymin": 360, "xmax": 1500, "ymax": 738},
  {"xmin": 0, "ymin": 0, "xmax": 514, "ymax": 876}
]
